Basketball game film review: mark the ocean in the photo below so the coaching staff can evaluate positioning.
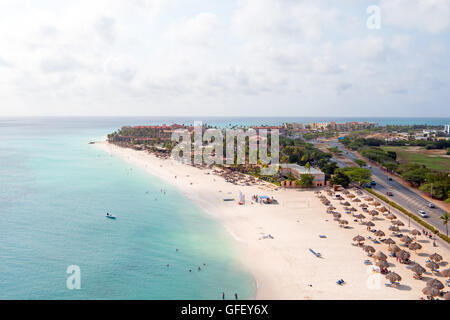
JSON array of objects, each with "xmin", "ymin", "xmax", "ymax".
[
  {"xmin": 0, "ymin": 117, "xmax": 255, "ymax": 299},
  {"xmin": 0, "ymin": 116, "xmax": 448, "ymax": 299}
]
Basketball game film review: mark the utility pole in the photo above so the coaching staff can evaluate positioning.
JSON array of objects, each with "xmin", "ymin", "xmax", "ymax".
[{"xmin": 431, "ymin": 183, "xmax": 433, "ymax": 199}]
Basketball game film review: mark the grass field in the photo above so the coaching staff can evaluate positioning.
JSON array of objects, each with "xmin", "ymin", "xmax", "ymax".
[{"xmin": 381, "ymin": 146, "xmax": 450, "ymax": 172}]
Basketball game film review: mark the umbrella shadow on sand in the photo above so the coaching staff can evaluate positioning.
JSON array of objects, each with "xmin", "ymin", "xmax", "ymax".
[
  {"xmin": 417, "ymin": 239, "xmax": 430, "ymax": 244},
  {"xmin": 421, "ymin": 275, "xmax": 434, "ymax": 282},
  {"xmin": 395, "ymin": 284, "xmax": 412, "ymax": 291},
  {"xmin": 418, "ymin": 252, "xmax": 429, "ymax": 257}
]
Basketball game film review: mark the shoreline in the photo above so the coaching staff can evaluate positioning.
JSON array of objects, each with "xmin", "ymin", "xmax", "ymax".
[{"xmin": 95, "ymin": 141, "xmax": 450, "ymax": 300}]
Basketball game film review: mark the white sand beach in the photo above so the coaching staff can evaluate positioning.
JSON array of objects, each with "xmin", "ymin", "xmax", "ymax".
[{"xmin": 96, "ymin": 141, "xmax": 450, "ymax": 300}]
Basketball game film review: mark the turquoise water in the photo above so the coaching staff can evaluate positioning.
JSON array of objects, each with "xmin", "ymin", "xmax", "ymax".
[{"xmin": 0, "ymin": 118, "xmax": 255, "ymax": 299}]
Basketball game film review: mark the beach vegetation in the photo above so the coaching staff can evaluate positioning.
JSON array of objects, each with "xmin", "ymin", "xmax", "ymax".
[{"xmin": 330, "ymin": 170, "xmax": 351, "ymax": 188}]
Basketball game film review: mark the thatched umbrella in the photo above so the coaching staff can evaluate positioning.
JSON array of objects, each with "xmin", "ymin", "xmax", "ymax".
[
  {"xmin": 339, "ymin": 220, "xmax": 348, "ymax": 227},
  {"xmin": 373, "ymin": 201, "xmax": 381, "ymax": 207},
  {"xmin": 352, "ymin": 198, "xmax": 361, "ymax": 202},
  {"xmin": 347, "ymin": 194, "xmax": 356, "ymax": 198},
  {"xmin": 426, "ymin": 261, "xmax": 440, "ymax": 270},
  {"xmin": 444, "ymin": 292, "xmax": 450, "ymax": 300},
  {"xmin": 410, "ymin": 229, "xmax": 421, "ymax": 237},
  {"xmin": 366, "ymin": 221, "xmax": 375, "ymax": 227},
  {"xmin": 384, "ymin": 238, "xmax": 396, "ymax": 246},
  {"xmin": 388, "ymin": 245, "xmax": 400, "ymax": 253},
  {"xmin": 350, "ymin": 207, "xmax": 357, "ymax": 212},
  {"xmin": 386, "ymin": 213, "xmax": 397, "ymax": 220},
  {"xmin": 408, "ymin": 242, "xmax": 422, "ymax": 252},
  {"xmin": 374, "ymin": 251, "xmax": 387, "ymax": 261},
  {"xmin": 369, "ymin": 210, "xmax": 379, "ymax": 217},
  {"xmin": 422, "ymin": 286, "xmax": 440, "ymax": 297},
  {"xmin": 400, "ymin": 235, "xmax": 413, "ymax": 245},
  {"xmin": 333, "ymin": 212, "xmax": 342, "ymax": 219},
  {"xmin": 353, "ymin": 235, "xmax": 365, "ymax": 245},
  {"xmin": 376, "ymin": 260, "xmax": 390, "ymax": 269},
  {"xmin": 389, "ymin": 225, "xmax": 400, "ymax": 232},
  {"xmin": 429, "ymin": 253, "xmax": 443, "ymax": 263},
  {"xmin": 375, "ymin": 230, "xmax": 385, "ymax": 237},
  {"xmin": 359, "ymin": 203, "xmax": 368, "ymax": 208},
  {"xmin": 441, "ymin": 268, "xmax": 450, "ymax": 278},
  {"xmin": 328, "ymin": 205, "xmax": 336, "ymax": 210},
  {"xmin": 363, "ymin": 245, "xmax": 375, "ymax": 254},
  {"xmin": 355, "ymin": 214, "xmax": 366, "ymax": 220},
  {"xmin": 411, "ymin": 264, "xmax": 426, "ymax": 276},
  {"xmin": 343, "ymin": 190, "xmax": 350, "ymax": 195},
  {"xmin": 392, "ymin": 220, "xmax": 404, "ymax": 226},
  {"xmin": 365, "ymin": 197, "xmax": 373, "ymax": 201},
  {"xmin": 379, "ymin": 206, "xmax": 388, "ymax": 213},
  {"xmin": 386, "ymin": 272, "xmax": 401, "ymax": 284},
  {"xmin": 397, "ymin": 250, "xmax": 411, "ymax": 261},
  {"xmin": 426, "ymin": 278, "xmax": 444, "ymax": 290},
  {"xmin": 341, "ymin": 201, "xmax": 351, "ymax": 206}
]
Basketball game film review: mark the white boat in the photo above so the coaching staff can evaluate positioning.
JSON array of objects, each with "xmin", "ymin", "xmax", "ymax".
[{"xmin": 106, "ymin": 213, "xmax": 116, "ymax": 220}]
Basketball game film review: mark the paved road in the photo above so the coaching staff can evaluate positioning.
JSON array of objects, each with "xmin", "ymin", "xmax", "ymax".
[{"xmin": 319, "ymin": 140, "xmax": 449, "ymax": 235}]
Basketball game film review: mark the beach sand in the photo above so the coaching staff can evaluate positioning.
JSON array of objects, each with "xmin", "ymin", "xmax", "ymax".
[{"xmin": 96, "ymin": 141, "xmax": 450, "ymax": 300}]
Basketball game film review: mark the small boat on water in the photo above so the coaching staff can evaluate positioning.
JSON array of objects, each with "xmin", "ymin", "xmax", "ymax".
[{"xmin": 106, "ymin": 213, "xmax": 116, "ymax": 220}]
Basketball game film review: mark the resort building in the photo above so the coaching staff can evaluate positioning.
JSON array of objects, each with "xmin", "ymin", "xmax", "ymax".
[
  {"xmin": 279, "ymin": 164, "xmax": 325, "ymax": 187},
  {"xmin": 309, "ymin": 122, "xmax": 329, "ymax": 131},
  {"xmin": 116, "ymin": 124, "xmax": 195, "ymax": 143},
  {"xmin": 251, "ymin": 126, "xmax": 286, "ymax": 135}
]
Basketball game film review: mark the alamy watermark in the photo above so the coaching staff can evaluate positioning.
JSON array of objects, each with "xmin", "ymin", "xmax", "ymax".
[
  {"xmin": 170, "ymin": 121, "xmax": 279, "ymax": 175},
  {"xmin": 66, "ymin": 265, "xmax": 81, "ymax": 290},
  {"xmin": 367, "ymin": 5, "xmax": 381, "ymax": 30}
]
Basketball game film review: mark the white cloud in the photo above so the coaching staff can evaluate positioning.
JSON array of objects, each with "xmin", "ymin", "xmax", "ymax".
[
  {"xmin": 381, "ymin": 0, "xmax": 450, "ymax": 33},
  {"xmin": 0, "ymin": 0, "xmax": 448, "ymax": 117},
  {"xmin": 164, "ymin": 12, "xmax": 221, "ymax": 47}
]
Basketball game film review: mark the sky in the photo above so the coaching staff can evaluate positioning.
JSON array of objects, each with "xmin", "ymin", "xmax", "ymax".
[{"xmin": 0, "ymin": 0, "xmax": 449, "ymax": 117}]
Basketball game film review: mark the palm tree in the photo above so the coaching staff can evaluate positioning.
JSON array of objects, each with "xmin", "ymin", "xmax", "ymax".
[
  {"xmin": 441, "ymin": 213, "xmax": 449, "ymax": 237},
  {"xmin": 305, "ymin": 162, "xmax": 311, "ymax": 171}
]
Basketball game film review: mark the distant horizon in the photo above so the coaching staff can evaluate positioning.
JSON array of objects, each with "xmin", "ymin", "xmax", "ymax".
[{"xmin": 1, "ymin": 115, "xmax": 449, "ymax": 120}]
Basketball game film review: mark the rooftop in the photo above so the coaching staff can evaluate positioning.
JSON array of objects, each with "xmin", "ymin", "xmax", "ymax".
[{"xmin": 279, "ymin": 163, "xmax": 324, "ymax": 175}]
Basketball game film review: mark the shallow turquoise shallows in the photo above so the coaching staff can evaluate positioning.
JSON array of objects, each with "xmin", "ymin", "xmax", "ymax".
[{"xmin": 0, "ymin": 118, "xmax": 256, "ymax": 299}]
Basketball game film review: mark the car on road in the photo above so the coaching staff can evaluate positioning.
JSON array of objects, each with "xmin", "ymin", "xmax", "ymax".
[
  {"xmin": 370, "ymin": 181, "xmax": 376, "ymax": 186},
  {"xmin": 388, "ymin": 177, "xmax": 393, "ymax": 181},
  {"xmin": 418, "ymin": 210, "xmax": 428, "ymax": 218},
  {"xmin": 386, "ymin": 192, "xmax": 394, "ymax": 196},
  {"xmin": 428, "ymin": 203, "xmax": 435, "ymax": 208}
]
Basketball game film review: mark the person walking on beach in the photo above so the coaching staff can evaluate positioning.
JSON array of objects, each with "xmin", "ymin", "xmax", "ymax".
[
  {"xmin": 222, "ymin": 292, "xmax": 225, "ymax": 300},
  {"xmin": 234, "ymin": 293, "xmax": 238, "ymax": 300}
]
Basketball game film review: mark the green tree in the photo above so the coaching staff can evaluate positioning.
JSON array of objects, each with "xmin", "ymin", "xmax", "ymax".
[
  {"xmin": 298, "ymin": 174, "xmax": 314, "ymax": 187},
  {"xmin": 331, "ymin": 170, "xmax": 351, "ymax": 188},
  {"xmin": 305, "ymin": 162, "xmax": 311, "ymax": 171},
  {"xmin": 354, "ymin": 159, "xmax": 367, "ymax": 167},
  {"xmin": 341, "ymin": 167, "xmax": 372, "ymax": 185},
  {"xmin": 401, "ymin": 167, "xmax": 428, "ymax": 186}
]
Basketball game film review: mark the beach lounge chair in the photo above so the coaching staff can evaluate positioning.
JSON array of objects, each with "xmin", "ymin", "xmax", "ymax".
[
  {"xmin": 309, "ymin": 249, "xmax": 321, "ymax": 258},
  {"xmin": 364, "ymin": 260, "xmax": 372, "ymax": 265},
  {"xmin": 385, "ymin": 283, "xmax": 393, "ymax": 287},
  {"xmin": 336, "ymin": 279, "xmax": 345, "ymax": 285},
  {"xmin": 319, "ymin": 235, "xmax": 327, "ymax": 238}
]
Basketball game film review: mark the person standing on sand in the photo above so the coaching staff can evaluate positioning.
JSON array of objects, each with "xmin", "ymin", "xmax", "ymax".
[
  {"xmin": 234, "ymin": 293, "xmax": 238, "ymax": 300},
  {"xmin": 222, "ymin": 292, "xmax": 225, "ymax": 300}
]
